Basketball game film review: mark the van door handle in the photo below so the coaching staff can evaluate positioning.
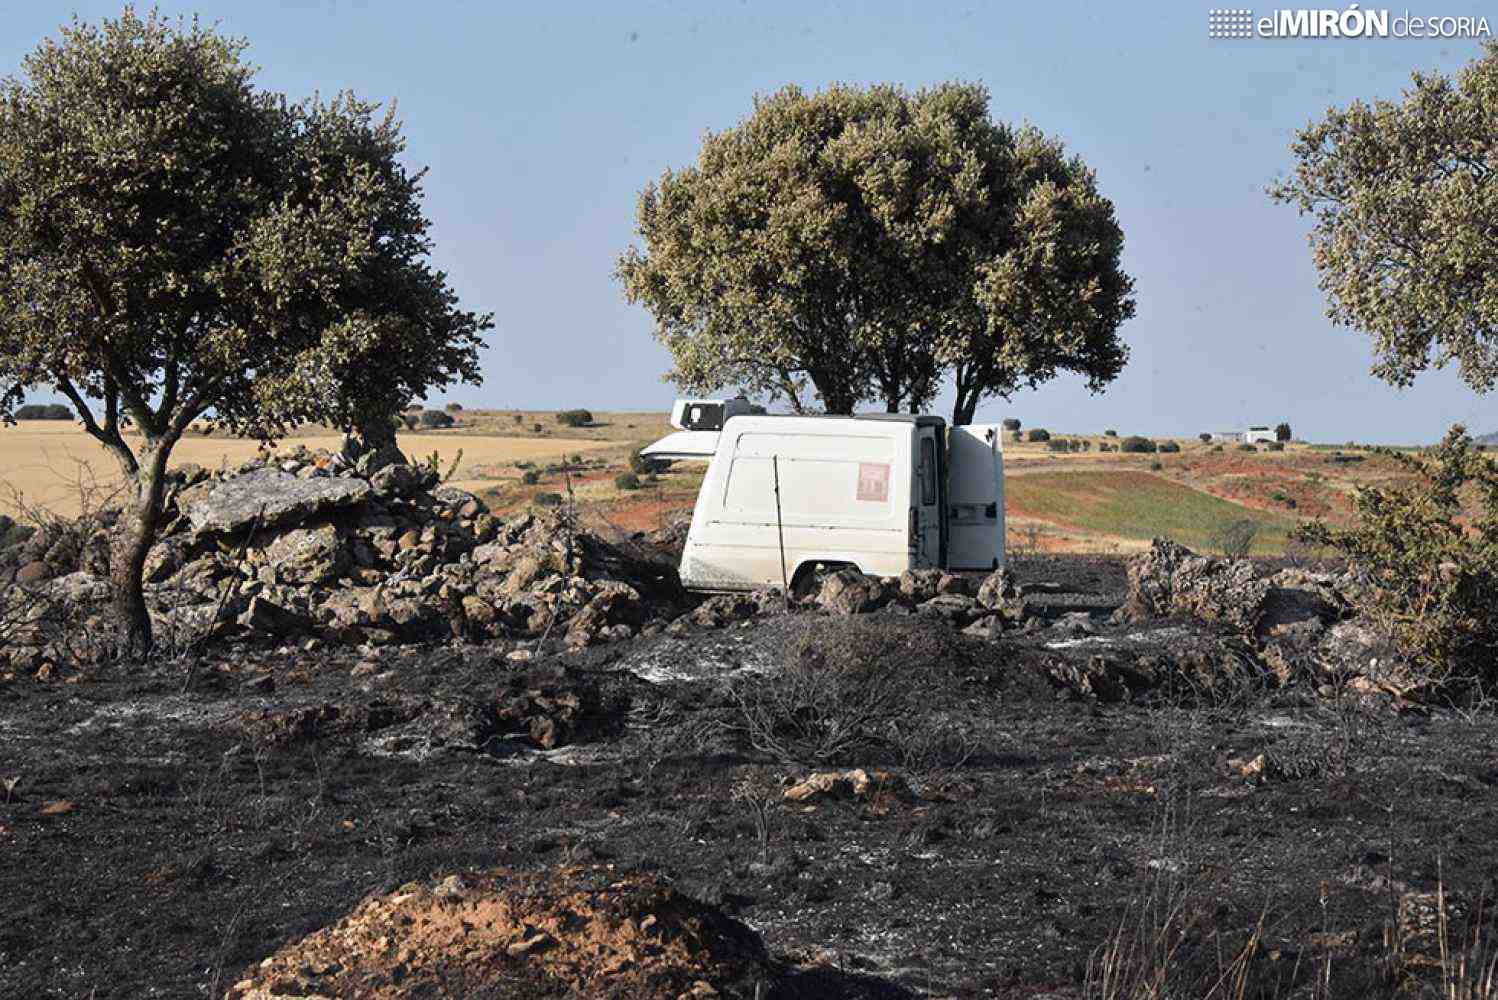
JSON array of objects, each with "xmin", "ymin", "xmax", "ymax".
[{"xmin": 908, "ymin": 507, "xmax": 919, "ymax": 545}]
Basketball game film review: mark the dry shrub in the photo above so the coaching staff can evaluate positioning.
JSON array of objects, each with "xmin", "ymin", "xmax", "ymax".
[{"xmin": 1209, "ymin": 518, "xmax": 1260, "ymax": 559}]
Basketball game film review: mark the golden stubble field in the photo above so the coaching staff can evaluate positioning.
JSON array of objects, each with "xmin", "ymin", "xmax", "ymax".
[{"xmin": 0, "ymin": 421, "xmax": 619, "ymax": 518}]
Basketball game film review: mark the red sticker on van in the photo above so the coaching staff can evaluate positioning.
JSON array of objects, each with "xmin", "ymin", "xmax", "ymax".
[{"xmin": 856, "ymin": 462, "xmax": 890, "ymax": 502}]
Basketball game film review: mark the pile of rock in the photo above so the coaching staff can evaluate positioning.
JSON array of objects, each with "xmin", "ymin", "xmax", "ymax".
[
  {"xmin": 1121, "ymin": 538, "xmax": 1425, "ymax": 697},
  {"xmin": 0, "ymin": 445, "xmax": 685, "ymax": 672},
  {"xmin": 809, "ymin": 565, "xmax": 1028, "ymax": 638}
]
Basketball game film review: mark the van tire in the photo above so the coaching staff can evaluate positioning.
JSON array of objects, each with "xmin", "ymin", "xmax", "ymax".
[{"xmin": 789, "ymin": 561, "xmax": 856, "ymax": 600}]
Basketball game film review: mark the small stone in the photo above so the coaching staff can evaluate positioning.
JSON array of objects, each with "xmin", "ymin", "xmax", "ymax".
[
  {"xmin": 243, "ymin": 673, "xmax": 275, "ymax": 694},
  {"xmin": 505, "ymin": 932, "xmax": 550, "ymax": 957}
]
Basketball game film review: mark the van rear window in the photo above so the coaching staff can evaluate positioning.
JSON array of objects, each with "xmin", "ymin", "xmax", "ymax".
[{"xmin": 919, "ymin": 437, "xmax": 936, "ymax": 505}]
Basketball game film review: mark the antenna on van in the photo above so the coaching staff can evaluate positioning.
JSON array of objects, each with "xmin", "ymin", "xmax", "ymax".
[{"xmin": 771, "ymin": 455, "xmax": 790, "ymax": 612}]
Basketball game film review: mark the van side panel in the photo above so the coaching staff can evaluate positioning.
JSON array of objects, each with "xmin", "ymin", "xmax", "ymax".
[{"xmin": 680, "ymin": 420, "xmax": 914, "ymax": 590}]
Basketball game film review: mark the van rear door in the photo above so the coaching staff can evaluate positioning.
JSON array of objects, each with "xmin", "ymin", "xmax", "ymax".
[
  {"xmin": 913, "ymin": 426, "xmax": 943, "ymax": 567},
  {"xmin": 946, "ymin": 424, "xmax": 1004, "ymax": 570}
]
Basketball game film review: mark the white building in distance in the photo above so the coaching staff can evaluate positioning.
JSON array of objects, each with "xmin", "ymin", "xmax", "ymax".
[{"xmin": 1210, "ymin": 426, "xmax": 1277, "ymax": 444}]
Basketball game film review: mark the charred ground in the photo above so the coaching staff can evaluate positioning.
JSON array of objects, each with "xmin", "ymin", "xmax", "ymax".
[{"xmin": 2, "ymin": 554, "xmax": 1496, "ymax": 999}]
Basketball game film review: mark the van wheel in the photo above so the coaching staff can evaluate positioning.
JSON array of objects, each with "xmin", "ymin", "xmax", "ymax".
[{"xmin": 790, "ymin": 561, "xmax": 854, "ymax": 601}]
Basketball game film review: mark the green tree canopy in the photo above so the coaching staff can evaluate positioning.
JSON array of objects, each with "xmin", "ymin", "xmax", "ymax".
[
  {"xmin": 0, "ymin": 9, "xmax": 491, "ymax": 652},
  {"xmin": 616, "ymin": 81, "xmax": 1134, "ymax": 423},
  {"xmin": 1270, "ymin": 43, "xmax": 1498, "ymax": 393}
]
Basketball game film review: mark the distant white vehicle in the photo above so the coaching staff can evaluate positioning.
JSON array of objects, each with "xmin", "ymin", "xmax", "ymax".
[{"xmin": 642, "ymin": 404, "xmax": 1004, "ymax": 592}]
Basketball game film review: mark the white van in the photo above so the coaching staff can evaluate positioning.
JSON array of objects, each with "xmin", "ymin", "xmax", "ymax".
[{"xmin": 642, "ymin": 410, "xmax": 1004, "ymax": 592}]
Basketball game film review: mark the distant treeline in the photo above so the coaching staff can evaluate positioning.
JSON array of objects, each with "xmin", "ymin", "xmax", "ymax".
[{"xmin": 13, "ymin": 403, "xmax": 72, "ymax": 420}]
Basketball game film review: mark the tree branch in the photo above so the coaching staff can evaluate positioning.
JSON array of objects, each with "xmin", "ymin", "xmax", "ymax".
[{"xmin": 56, "ymin": 374, "xmax": 138, "ymax": 479}]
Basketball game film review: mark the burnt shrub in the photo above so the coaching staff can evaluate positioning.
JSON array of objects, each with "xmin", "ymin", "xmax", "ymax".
[
  {"xmin": 1120, "ymin": 436, "xmax": 1156, "ymax": 454},
  {"xmin": 533, "ymin": 491, "xmax": 564, "ymax": 507},
  {"xmin": 1199, "ymin": 432, "xmax": 1213, "ymax": 443},
  {"xmin": 520, "ymin": 469, "xmax": 541, "ymax": 485},
  {"xmin": 614, "ymin": 471, "xmax": 641, "ymax": 491},
  {"xmin": 418, "ymin": 409, "xmax": 455, "ymax": 429},
  {"xmin": 445, "ymin": 402, "xmax": 463, "ymax": 412},
  {"xmin": 1027, "ymin": 428, "xmax": 1051, "ymax": 443},
  {"xmin": 1158, "ymin": 441, "xmax": 1181, "ymax": 453},
  {"xmin": 1001, "ymin": 417, "xmax": 1021, "ymax": 431},
  {"xmin": 1104, "ymin": 429, "xmax": 1118, "ymax": 437},
  {"xmin": 1237, "ymin": 443, "xmax": 1258, "ymax": 452},
  {"xmin": 1267, "ymin": 441, "xmax": 1285, "ymax": 452},
  {"xmin": 556, "ymin": 409, "xmax": 593, "ymax": 427},
  {"xmin": 724, "ymin": 618, "xmax": 946, "ymax": 765},
  {"xmin": 1046, "ymin": 438, "xmax": 1071, "ymax": 452},
  {"xmin": 1299, "ymin": 425, "xmax": 1498, "ymax": 683}
]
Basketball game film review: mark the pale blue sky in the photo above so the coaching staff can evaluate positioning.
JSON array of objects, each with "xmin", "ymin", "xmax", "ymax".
[{"xmin": 5, "ymin": 2, "xmax": 1492, "ymax": 443}]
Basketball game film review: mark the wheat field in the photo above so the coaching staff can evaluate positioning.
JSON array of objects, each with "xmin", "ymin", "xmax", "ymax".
[{"xmin": 0, "ymin": 422, "xmax": 616, "ymax": 518}]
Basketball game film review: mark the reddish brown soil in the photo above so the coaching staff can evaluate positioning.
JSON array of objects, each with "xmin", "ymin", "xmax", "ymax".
[
  {"xmin": 230, "ymin": 866, "xmax": 767, "ymax": 999},
  {"xmin": 596, "ymin": 497, "xmax": 689, "ymax": 535}
]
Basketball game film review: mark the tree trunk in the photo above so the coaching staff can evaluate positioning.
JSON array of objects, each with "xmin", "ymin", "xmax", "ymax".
[
  {"xmin": 110, "ymin": 444, "xmax": 170, "ymax": 657},
  {"xmin": 110, "ymin": 498, "xmax": 160, "ymax": 657},
  {"xmin": 814, "ymin": 378, "xmax": 857, "ymax": 415},
  {"xmin": 343, "ymin": 414, "xmax": 407, "ymax": 472},
  {"xmin": 951, "ymin": 383, "xmax": 978, "ymax": 426}
]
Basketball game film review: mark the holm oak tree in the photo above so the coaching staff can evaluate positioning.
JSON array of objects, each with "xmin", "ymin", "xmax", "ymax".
[
  {"xmin": 0, "ymin": 10, "xmax": 491, "ymax": 653},
  {"xmin": 616, "ymin": 81, "xmax": 1134, "ymax": 423}
]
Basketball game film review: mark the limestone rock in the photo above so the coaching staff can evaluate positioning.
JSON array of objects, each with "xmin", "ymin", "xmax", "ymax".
[
  {"xmin": 898, "ymin": 569, "xmax": 945, "ymax": 603},
  {"xmin": 183, "ymin": 469, "xmax": 370, "ymax": 535},
  {"xmin": 816, "ymin": 569, "xmax": 885, "ymax": 616},
  {"xmin": 1124, "ymin": 539, "xmax": 1270, "ymax": 633},
  {"xmin": 976, "ymin": 567, "xmax": 1021, "ymax": 610},
  {"xmin": 45, "ymin": 571, "xmax": 110, "ymax": 603},
  {"xmin": 784, "ymin": 768, "xmax": 911, "ymax": 803},
  {"xmin": 262, "ymin": 524, "xmax": 350, "ymax": 585}
]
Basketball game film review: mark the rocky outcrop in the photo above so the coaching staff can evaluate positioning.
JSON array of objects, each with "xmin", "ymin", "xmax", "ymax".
[
  {"xmin": 1123, "ymin": 539, "xmax": 1271, "ymax": 634},
  {"xmin": 181, "ymin": 467, "xmax": 372, "ymax": 533},
  {"xmin": 0, "ymin": 445, "xmax": 688, "ymax": 670},
  {"xmin": 1114, "ymin": 539, "xmax": 1443, "ymax": 695}
]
